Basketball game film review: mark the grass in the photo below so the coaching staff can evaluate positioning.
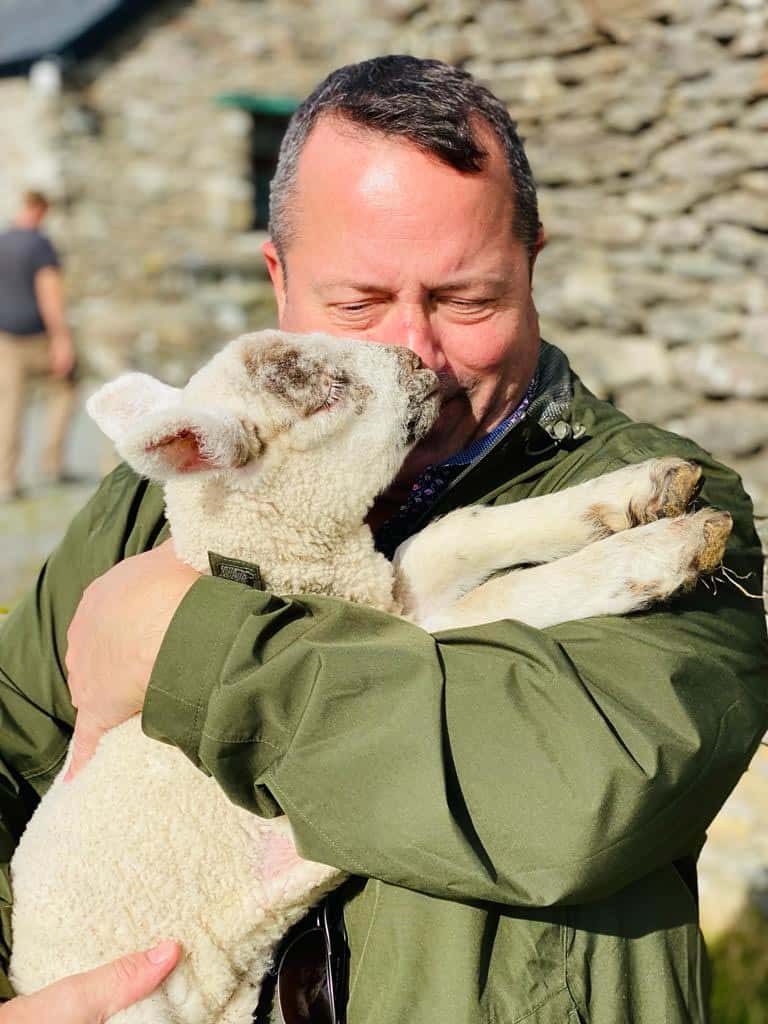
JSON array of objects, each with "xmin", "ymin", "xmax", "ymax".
[{"xmin": 710, "ymin": 907, "xmax": 768, "ymax": 1024}]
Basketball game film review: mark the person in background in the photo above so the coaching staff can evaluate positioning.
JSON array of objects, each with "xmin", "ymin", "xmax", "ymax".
[{"xmin": 0, "ymin": 190, "xmax": 77, "ymax": 502}]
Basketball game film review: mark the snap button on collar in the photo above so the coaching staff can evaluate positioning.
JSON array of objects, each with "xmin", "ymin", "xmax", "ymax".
[{"xmin": 551, "ymin": 420, "xmax": 571, "ymax": 441}]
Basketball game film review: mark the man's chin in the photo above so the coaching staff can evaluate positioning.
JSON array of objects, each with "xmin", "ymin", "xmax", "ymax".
[{"xmin": 433, "ymin": 390, "xmax": 474, "ymax": 433}]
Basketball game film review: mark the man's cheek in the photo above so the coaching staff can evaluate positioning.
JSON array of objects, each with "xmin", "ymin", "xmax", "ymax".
[
  {"xmin": 449, "ymin": 329, "xmax": 517, "ymax": 375},
  {"xmin": 278, "ymin": 298, "xmax": 321, "ymax": 334}
]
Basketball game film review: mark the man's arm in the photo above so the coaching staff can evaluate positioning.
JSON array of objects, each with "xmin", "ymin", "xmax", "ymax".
[
  {"xmin": 136, "ymin": 447, "xmax": 767, "ymax": 907},
  {"xmin": 33, "ymin": 267, "xmax": 75, "ymax": 378},
  {"xmin": 8, "ymin": 447, "xmax": 766, "ymax": 943}
]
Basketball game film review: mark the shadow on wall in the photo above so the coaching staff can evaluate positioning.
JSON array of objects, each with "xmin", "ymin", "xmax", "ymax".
[{"xmin": 710, "ymin": 890, "xmax": 768, "ymax": 1024}]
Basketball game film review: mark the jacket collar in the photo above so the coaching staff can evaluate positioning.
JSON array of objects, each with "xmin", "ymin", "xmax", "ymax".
[{"xmin": 421, "ymin": 341, "xmax": 592, "ymax": 521}]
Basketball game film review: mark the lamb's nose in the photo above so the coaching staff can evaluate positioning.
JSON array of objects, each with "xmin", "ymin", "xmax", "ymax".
[{"xmin": 393, "ymin": 348, "xmax": 424, "ymax": 372}]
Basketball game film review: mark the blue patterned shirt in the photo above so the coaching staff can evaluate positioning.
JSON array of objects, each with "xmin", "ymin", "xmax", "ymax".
[{"xmin": 374, "ymin": 373, "xmax": 538, "ymax": 559}]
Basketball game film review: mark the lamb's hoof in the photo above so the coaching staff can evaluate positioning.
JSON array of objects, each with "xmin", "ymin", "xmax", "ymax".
[
  {"xmin": 641, "ymin": 458, "xmax": 702, "ymax": 523},
  {"xmin": 695, "ymin": 509, "xmax": 733, "ymax": 573}
]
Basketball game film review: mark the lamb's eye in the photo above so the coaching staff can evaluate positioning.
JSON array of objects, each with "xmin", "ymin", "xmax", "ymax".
[{"xmin": 319, "ymin": 377, "xmax": 347, "ymax": 411}]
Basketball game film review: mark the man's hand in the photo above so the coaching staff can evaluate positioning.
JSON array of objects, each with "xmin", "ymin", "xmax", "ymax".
[
  {"xmin": 34, "ymin": 267, "xmax": 75, "ymax": 378},
  {"xmin": 65, "ymin": 540, "xmax": 199, "ymax": 779},
  {"xmin": 49, "ymin": 333, "xmax": 76, "ymax": 378},
  {"xmin": 0, "ymin": 940, "xmax": 180, "ymax": 1023}
]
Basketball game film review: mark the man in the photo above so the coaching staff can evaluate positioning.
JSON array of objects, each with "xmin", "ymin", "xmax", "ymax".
[
  {"xmin": 0, "ymin": 190, "xmax": 77, "ymax": 501},
  {"xmin": 1, "ymin": 56, "xmax": 767, "ymax": 1023}
]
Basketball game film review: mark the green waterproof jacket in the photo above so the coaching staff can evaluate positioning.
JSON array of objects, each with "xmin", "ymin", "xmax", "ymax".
[{"xmin": 1, "ymin": 343, "xmax": 767, "ymax": 1023}]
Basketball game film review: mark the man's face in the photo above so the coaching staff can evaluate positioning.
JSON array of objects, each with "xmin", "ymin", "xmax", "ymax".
[
  {"xmin": 19, "ymin": 201, "xmax": 48, "ymax": 229},
  {"xmin": 262, "ymin": 117, "xmax": 542, "ymax": 468}
]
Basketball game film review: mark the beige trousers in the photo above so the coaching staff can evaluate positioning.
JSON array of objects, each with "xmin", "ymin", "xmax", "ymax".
[{"xmin": 0, "ymin": 330, "xmax": 77, "ymax": 496}]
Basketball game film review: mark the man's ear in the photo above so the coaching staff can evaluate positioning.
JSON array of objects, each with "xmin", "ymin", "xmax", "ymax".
[
  {"xmin": 261, "ymin": 239, "xmax": 287, "ymax": 321},
  {"xmin": 533, "ymin": 224, "xmax": 547, "ymax": 261},
  {"xmin": 526, "ymin": 224, "xmax": 547, "ymax": 284}
]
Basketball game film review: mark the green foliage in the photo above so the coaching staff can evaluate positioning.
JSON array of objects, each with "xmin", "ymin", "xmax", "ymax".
[{"xmin": 710, "ymin": 906, "xmax": 768, "ymax": 1024}]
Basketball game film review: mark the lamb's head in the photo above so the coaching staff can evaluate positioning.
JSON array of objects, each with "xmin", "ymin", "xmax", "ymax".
[{"xmin": 87, "ymin": 329, "xmax": 440, "ymax": 570}]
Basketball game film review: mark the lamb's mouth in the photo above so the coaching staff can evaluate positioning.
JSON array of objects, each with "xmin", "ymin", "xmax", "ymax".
[{"xmin": 404, "ymin": 386, "xmax": 442, "ymax": 446}]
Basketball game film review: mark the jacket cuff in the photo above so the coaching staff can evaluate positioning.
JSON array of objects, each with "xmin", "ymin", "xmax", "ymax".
[{"xmin": 142, "ymin": 575, "xmax": 273, "ymax": 766}]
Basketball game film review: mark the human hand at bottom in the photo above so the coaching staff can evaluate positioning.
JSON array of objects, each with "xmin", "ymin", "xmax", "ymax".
[
  {"xmin": 49, "ymin": 334, "xmax": 76, "ymax": 379},
  {"xmin": 0, "ymin": 940, "xmax": 180, "ymax": 1023}
]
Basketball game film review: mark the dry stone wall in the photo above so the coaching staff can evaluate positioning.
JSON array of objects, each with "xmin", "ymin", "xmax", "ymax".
[
  {"xmin": 0, "ymin": 0, "xmax": 766, "ymax": 940},
  {"xmin": 0, "ymin": 78, "xmax": 65, "ymax": 222},
  {"xmin": 2, "ymin": 1, "xmax": 766, "ymax": 504}
]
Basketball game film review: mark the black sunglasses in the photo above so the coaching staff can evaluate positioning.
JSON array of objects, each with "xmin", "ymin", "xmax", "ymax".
[{"xmin": 253, "ymin": 896, "xmax": 349, "ymax": 1024}]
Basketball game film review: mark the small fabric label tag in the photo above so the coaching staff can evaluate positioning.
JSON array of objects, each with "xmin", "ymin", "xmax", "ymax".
[{"xmin": 208, "ymin": 551, "xmax": 263, "ymax": 589}]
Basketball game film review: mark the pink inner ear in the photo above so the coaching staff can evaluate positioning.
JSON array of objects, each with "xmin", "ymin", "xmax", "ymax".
[{"xmin": 146, "ymin": 429, "xmax": 214, "ymax": 473}]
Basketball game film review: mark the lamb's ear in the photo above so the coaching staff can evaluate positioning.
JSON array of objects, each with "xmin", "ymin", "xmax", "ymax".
[
  {"xmin": 117, "ymin": 407, "xmax": 261, "ymax": 480},
  {"xmin": 86, "ymin": 373, "xmax": 182, "ymax": 444},
  {"xmin": 88, "ymin": 372, "xmax": 261, "ymax": 480}
]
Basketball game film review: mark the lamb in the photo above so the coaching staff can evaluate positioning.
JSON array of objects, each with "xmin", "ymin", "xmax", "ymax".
[{"xmin": 9, "ymin": 329, "xmax": 732, "ymax": 1023}]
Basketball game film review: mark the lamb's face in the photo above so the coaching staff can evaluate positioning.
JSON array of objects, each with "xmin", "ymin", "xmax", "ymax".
[{"xmin": 87, "ymin": 330, "xmax": 441, "ymax": 504}]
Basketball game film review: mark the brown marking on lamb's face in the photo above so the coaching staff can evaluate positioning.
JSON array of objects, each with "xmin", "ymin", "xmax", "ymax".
[
  {"xmin": 245, "ymin": 341, "xmax": 331, "ymax": 415},
  {"xmin": 269, "ymin": 349, "xmax": 314, "ymax": 396},
  {"xmin": 352, "ymin": 381, "xmax": 373, "ymax": 415},
  {"xmin": 246, "ymin": 343, "xmax": 310, "ymax": 395},
  {"xmin": 246, "ymin": 339, "xmax": 376, "ymax": 419}
]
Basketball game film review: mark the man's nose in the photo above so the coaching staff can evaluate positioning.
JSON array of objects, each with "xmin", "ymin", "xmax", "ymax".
[{"xmin": 394, "ymin": 307, "xmax": 443, "ymax": 372}]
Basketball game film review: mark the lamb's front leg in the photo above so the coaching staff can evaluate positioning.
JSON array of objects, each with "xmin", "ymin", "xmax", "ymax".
[
  {"xmin": 395, "ymin": 457, "xmax": 701, "ymax": 623},
  {"xmin": 419, "ymin": 508, "xmax": 732, "ymax": 632}
]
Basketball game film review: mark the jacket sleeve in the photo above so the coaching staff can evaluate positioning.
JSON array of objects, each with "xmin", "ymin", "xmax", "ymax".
[
  {"xmin": 143, "ymin": 451, "xmax": 768, "ymax": 908},
  {"xmin": 0, "ymin": 465, "xmax": 165, "ymax": 998}
]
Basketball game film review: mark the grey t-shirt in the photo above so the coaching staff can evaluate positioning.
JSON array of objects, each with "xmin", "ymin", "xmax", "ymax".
[{"xmin": 0, "ymin": 227, "xmax": 60, "ymax": 336}]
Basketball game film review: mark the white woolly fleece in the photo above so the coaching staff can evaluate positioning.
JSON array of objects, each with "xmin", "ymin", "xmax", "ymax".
[{"xmin": 10, "ymin": 330, "xmax": 441, "ymax": 1023}]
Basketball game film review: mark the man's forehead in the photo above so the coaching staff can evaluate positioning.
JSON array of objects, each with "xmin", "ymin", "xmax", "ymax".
[
  {"xmin": 289, "ymin": 120, "xmax": 514, "ymax": 260},
  {"xmin": 295, "ymin": 115, "xmax": 513, "ymax": 206}
]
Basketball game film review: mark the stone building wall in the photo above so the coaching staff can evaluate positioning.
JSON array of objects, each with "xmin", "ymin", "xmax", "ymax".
[
  {"xmin": 2, "ymin": 0, "xmax": 766, "ymax": 501},
  {"xmin": 0, "ymin": 77, "xmax": 64, "ymax": 222},
  {"xmin": 0, "ymin": 0, "xmax": 766, "ymax": 939}
]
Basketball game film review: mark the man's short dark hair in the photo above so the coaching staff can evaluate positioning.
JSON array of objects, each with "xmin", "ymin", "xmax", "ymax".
[{"xmin": 269, "ymin": 55, "xmax": 540, "ymax": 266}]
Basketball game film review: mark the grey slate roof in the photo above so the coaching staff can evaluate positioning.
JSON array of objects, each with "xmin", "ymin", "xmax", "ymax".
[{"xmin": 0, "ymin": 0, "xmax": 150, "ymax": 75}]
